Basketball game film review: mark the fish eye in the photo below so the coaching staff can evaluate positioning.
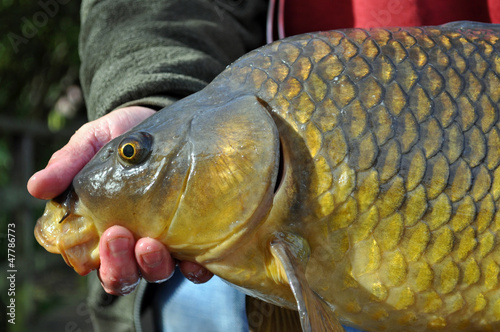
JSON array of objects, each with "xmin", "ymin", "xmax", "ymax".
[{"xmin": 118, "ymin": 132, "xmax": 153, "ymax": 165}]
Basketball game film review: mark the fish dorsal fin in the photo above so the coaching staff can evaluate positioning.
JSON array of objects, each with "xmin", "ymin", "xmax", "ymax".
[
  {"xmin": 440, "ymin": 21, "xmax": 500, "ymax": 30},
  {"xmin": 246, "ymin": 296, "xmax": 302, "ymax": 332},
  {"xmin": 269, "ymin": 233, "xmax": 345, "ymax": 332}
]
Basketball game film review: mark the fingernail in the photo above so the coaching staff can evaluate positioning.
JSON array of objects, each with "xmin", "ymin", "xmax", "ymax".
[
  {"xmin": 118, "ymin": 278, "xmax": 141, "ymax": 295},
  {"xmin": 185, "ymin": 269, "xmax": 208, "ymax": 284},
  {"xmin": 107, "ymin": 237, "xmax": 130, "ymax": 257},
  {"xmin": 141, "ymin": 250, "xmax": 163, "ymax": 268}
]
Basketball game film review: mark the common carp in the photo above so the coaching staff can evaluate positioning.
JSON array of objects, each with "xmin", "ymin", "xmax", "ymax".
[{"xmin": 35, "ymin": 21, "xmax": 500, "ymax": 331}]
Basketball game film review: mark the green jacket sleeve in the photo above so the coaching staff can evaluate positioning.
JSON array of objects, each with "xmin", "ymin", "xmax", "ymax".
[{"xmin": 79, "ymin": 0, "xmax": 267, "ymax": 120}]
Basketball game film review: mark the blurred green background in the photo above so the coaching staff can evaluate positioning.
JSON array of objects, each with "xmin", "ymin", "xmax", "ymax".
[{"xmin": 1, "ymin": 0, "xmax": 93, "ymax": 331}]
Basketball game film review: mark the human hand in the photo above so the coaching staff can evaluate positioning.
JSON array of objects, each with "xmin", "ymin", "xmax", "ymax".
[
  {"xmin": 28, "ymin": 106, "xmax": 156, "ymax": 199},
  {"xmin": 28, "ymin": 106, "xmax": 213, "ymax": 295},
  {"xmin": 98, "ymin": 225, "xmax": 213, "ymax": 295}
]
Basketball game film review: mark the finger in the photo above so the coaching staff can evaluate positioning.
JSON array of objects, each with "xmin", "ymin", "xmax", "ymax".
[
  {"xmin": 98, "ymin": 226, "xmax": 140, "ymax": 295},
  {"xmin": 135, "ymin": 238, "xmax": 175, "ymax": 283},
  {"xmin": 179, "ymin": 261, "xmax": 213, "ymax": 284},
  {"xmin": 27, "ymin": 106, "xmax": 156, "ymax": 200},
  {"xmin": 27, "ymin": 138, "xmax": 95, "ymax": 200}
]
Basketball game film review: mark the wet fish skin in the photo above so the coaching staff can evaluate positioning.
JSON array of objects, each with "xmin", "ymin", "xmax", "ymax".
[
  {"xmin": 34, "ymin": 22, "xmax": 500, "ymax": 331},
  {"xmin": 208, "ymin": 22, "xmax": 500, "ymax": 331}
]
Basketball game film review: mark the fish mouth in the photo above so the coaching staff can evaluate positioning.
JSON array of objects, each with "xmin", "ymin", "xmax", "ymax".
[{"xmin": 34, "ymin": 187, "xmax": 100, "ymax": 275}]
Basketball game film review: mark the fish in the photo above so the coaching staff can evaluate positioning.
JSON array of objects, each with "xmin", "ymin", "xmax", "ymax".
[{"xmin": 34, "ymin": 21, "xmax": 500, "ymax": 331}]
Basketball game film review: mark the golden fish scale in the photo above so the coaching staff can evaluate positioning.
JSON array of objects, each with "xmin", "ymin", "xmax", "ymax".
[{"xmin": 223, "ymin": 26, "xmax": 500, "ymax": 330}]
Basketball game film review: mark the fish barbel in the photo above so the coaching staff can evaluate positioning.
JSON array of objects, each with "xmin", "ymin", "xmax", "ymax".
[{"xmin": 35, "ymin": 21, "xmax": 500, "ymax": 331}]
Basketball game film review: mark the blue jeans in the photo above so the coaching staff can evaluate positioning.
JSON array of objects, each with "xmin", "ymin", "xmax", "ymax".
[{"xmin": 154, "ymin": 268, "xmax": 363, "ymax": 332}]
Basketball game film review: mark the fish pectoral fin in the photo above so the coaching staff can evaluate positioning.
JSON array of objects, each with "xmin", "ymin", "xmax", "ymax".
[{"xmin": 270, "ymin": 234, "xmax": 344, "ymax": 332}]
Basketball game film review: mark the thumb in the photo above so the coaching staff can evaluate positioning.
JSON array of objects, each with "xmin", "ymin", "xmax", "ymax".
[{"xmin": 27, "ymin": 106, "xmax": 156, "ymax": 200}]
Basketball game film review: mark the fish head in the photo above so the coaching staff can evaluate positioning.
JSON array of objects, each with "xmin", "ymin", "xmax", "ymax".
[{"xmin": 35, "ymin": 93, "xmax": 280, "ymax": 274}]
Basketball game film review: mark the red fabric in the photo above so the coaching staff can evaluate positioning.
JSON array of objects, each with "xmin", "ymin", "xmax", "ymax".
[
  {"xmin": 489, "ymin": 0, "xmax": 500, "ymax": 22},
  {"xmin": 352, "ymin": 0, "xmax": 421, "ymax": 27},
  {"xmin": 284, "ymin": 0, "xmax": 500, "ymax": 37},
  {"xmin": 283, "ymin": 0, "xmax": 354, "ymax": 34}
]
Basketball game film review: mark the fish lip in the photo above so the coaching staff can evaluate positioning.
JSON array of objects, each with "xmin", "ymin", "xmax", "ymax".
[
  {"xmin": 34, "ymin": 187, "xmax": 100, "ymax": 275},
  {"xmin": 34, "ymin": 186, "xmax": 79, "ymax": 253},
  {"xmin": 34, "ymin": 213, "xmax": 61, "ymax": 254},
  {"xmin": 35, "ymin": 208, "xmax": 100, "ymax": 275},
  {"xmin": 56, "ymin": 222, "xmax": 100, "ymax": 276}
]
